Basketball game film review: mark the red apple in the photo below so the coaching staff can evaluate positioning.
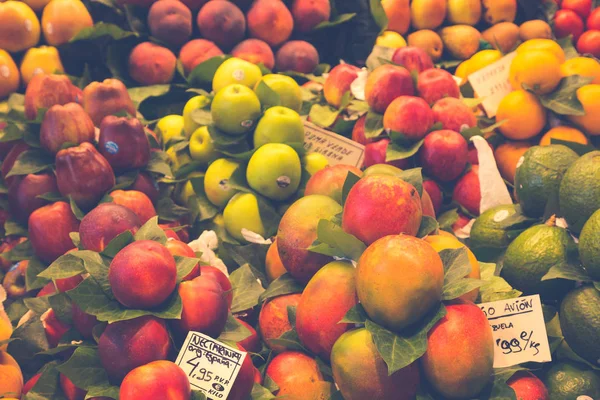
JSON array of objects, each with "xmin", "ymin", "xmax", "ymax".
[
  {"xmin": 417, "ymin": 69, "xmax": 460, "ymax": 105},
  {"xmin": 364, "ymin": 64, "xmax": 415, "ymax": 113},
  {"xmin": 98, "ymin": 116, "xmax": 151, "ymax": 171},
  {"xmin": 82, "ymin": 79, "xmax": 136, "ymax": 126},
  {"xmin": 40, "ymin": 103, "xmax": 95, "ymax": 155},
  {"xmin": 453, "ymin": 165, "xmax": 481, "ymax": 216},
  {"xmin": 131, "ymin": 172, "xmax": 159, "ymax": 203},
  {"xmin": 79, "ymin": 203, "xmax": 141, "ymax": 252},
  {"xmin": 418, "ymin": 130, "xmax": 468, "ymax": 182},
  {"xmin": 391, "ymin": 46, "xmax": 434, "ymax": 73},
  {"xmin": 24, "ymin": 73, "xmax": 79, "ymax": 121},
  {"xmin": 109, "ymin": 190, "xmax": 157, "ymax": 224},
  {"xmin": 28, "ymin": 201, "xmax": 80, "ymax": 263},
  {"xmin": 383, "ymin": 96, "xmax": 434, "ymax": 141},
  {"xmin": 323, "ymin": 64, "xmax": 360, "ymax": 108},
  {"xmin": 8, "ymin": 172, "xmax": 58, "ymax": 222},
  {"xmin": 554, "ymin": 9, "xmax": 585, "ymax": 41},
  {"xmin": 363, "ymin": 138, "xmax": 411, "ymax": 169},
  {"xmin": 562, "ymin": 0, "xmax": 592, "ymax": 19}
]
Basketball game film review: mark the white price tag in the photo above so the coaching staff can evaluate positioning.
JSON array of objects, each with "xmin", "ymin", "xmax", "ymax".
[
  {"xmin": 303, "ymin": 121, "xmax": 365, "ymax": 168},
  {"xmin": 468, "ymin": 52, "xmax": 517, "ymax": 118},
  {"xmin": 479, "ymin": 295, "xmax": 552, "ymax": 368},
  {"xmin": 175, "ymin": 331, "xmax": 247, "ymax": 399}
]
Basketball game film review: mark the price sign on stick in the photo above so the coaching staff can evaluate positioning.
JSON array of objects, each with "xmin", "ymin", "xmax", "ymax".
[
  {"xmin": 468, "ymin": 52, "xmax": 517, "ymax": 118},
  {"xmin": 479, "ymin": 295, "xmax": 552, "ymax": 368},
  {"xmin": 303, "ymin": 121, "xmax": 365, "ymax": 168},
  {"xmin": 175, "ymin": 331, "xmax": 247, "ymax": 399}
]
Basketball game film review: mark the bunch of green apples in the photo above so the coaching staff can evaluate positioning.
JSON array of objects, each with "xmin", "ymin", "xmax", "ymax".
[{"xmin": 152, "ymin": 57, "xmax": 329, "ymax": 242}]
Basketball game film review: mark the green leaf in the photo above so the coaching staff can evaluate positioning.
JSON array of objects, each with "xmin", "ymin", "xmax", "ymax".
[
  {"xmin": 367, "ymin": 304, "xmax": 446, "ymax": 375},
  {"xmin": 218, "ymin": 314, "xmax": 252, "ymax": 343},
  {"xmin": 386, "ymin": 139, "xmax": 425, "ymax": 161},
  {"xmin": 22, "ymin": 361, "xmax": 62, "ymax": 400},
  {"xmin": 538, "ymin": 75, "xmax": 595, "ymax": 116},
  {"xmin": 24, "ymin": 296, "xmax": 51, "ymax": 315},
  {"xmin": 7, "ymin": 316, "xmax": 49, "ymax": 370},
  {"xmin": 0, "ymin": 122, "xmax": 24, "ymax": 142},
  {"xmin": 5, "ymin": 149, "xmax": 54, "ymax": 178},
  {"xmin": 26, "ymin": 258, "xmax": 50, "ymax": 291},
  {"xmin": 364, "ymin": 110, "xmax": 385, "ymax": 139},
  {"xmin": 308, "ymin": 219, "xmax": 366, "ymax": 261},
  {"xmin": 134, "ymin": 216, "xmax": 168, "ymax": 244},
  {"xmin": 230, "ymin": 264, "xmax": 265, "ymax": 313},
  {"xmin": 313, "ymin": 13, "xmax": 356, "ymax": 29},
  {"xmin": 550, "ymin": 138, "xmax": 597, "ymax": 156},
  {"xmin": 340, "ymin": 303, "xmax": 368, "ymax": 324},
  {"xmin": 399, "ymin": 168, "xmax": 423, "ymax": 196},
  {"xmin": 417, "ymin": 216, "xmax": 439, "ymax": 238},
  {"xmin": 440, "ymin": 248, "xmax": 483, "ymax": 301},
  {"xmin": 175, "ymin": 255, "xmax": 201, "ymax": 282},
  {"xmin": 191, "ymin": 107, "xmax": 213, "ymax": 127},
  {"xmin": 57, "ymin": 347, "xmax": 114, "ymax": 391},
  {"xmin": 192, "ymin": 391, "xmax": 209, "ymax": 400},
  {"xmin": 479, "ymin": 262, "xmax": 522, "ymax": 303},
  {"xmin": 369, "ymin": 0, "xmax": 388, "ymax": 30},
  {"xmin": 48, "ymin": 292, "xmax": 73, "ymax": 324},
  {"xmin": 70, "ymin": 22, "xmax": 135, "ymax": 42},
  {"xmin": 259, "ymin": 273, "xmax": 304, "ymax": 303},
  {"xmin": 221, "ymin": 242, "xmax": 269, "ymax": 284},
  {"xmin": 101, "ymin": 230, "xmax": 134, "ymax": 258},
  {"xmin": 4, "ymin": 239, "xmax": 34, "ymax": 262},
  {"xmin": 187, "ymin": 55, "xmax": 231, "ymax": 85},
  {"xmin": 438, "ymin": 208, "xmax": 460, "ymax": 231},
  {"xmin": 268, "ymin": 327, "xmax": 306, "ymax": 352},
  {"xmin": 5, "ymin": 298, "xmax": 28, "ymax": 324},
  {"xmin": 69, "ymin": 196, "xmax": 85, "ymax": 220},
  {"xmin": 255, "ymin": 81, "xmax": 281, "ymax": 109},
  {"xmin": 70, "ymin": 232, "xmax": 81, "ymax": 249},
  {"xmin": 341, "ymin": 171, "xmax": 361, "ymax": 206},
  {"xmin": 542, "ymin": 262, "xmax": 591, "ymax": 282},
  {"xmin": 4, "ymin": 220, "xmax": 27, "ymax": 236},
  {"xmin": 156, "ymin": 196, "xmax": 190, "ymax": 222},
  {"xmin": 145, "ymin": 150, "xmax": 173, "ymax": 177},
  {"xmin": 128, "ymin": 85, "xmax": 171, "ymax": 106},
  {"xmin": 556, "ymin": 36, "xmax": 579, "ymax": 60},
  {"xmin": 86, "ymin": 382, "xmax": 121, "ymax": 400},
  {"xmin": 251, "ymin": 383, "xmax": 276, "ymax": 400},
  {"xmin": 36, "ymin": 191, "xmax": 64, "ymax": 202},
  {"xmin": 71, "ymin": 250, "xmax": 113, "ymax": 298},
  {"xmin": 309, "ymin": 103, "xmax": 341, "ymax": 128}
]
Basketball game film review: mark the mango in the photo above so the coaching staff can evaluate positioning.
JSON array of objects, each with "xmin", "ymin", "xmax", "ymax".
[
  {"xmin": 331, "ymin": 328, "xmax": 420, "ymax": 400},
  {"xmin": 41, "ymin": 0, "xmax": 93, "ymax": 46},
  {"xmin": 0, "ymin": 1, "xmax": 40, "ymax": 53},
  {"xmin": 447, "ymin": 0, "xmax": 481, "ymax": 26},
  {"xmin": 407, "ymin": 29, "xmax": 444, "ymax": 61},
  {"xmin": 266, "ymin": 351, "xmax": 333, "ymax": 400},
  {"xmin": 296, "ymin": 261, "xmax": 357, "ymax": 359},
  {"xmin": 482, "ymin": 0, "xmax": 517, "ymax": 24},
  {"xmin": 439, "ymin": 25, "xmax": 481, "ymax": 60},
  {"xmin": 259, "ymin": 294, "xmax": 301, "ymax": 353},
  {"xmin": 0, "ymin": 50, "xmax": 19, "ymax": 99},
  {"xmin": 482, "ymin": 22, "xmax": 520, "ymax": 53},
  {"xmin": 410, "ymin": 0, "xmax": 446, "ymax": 30},
  {"xmin": 20, "ymin": 46, "xmax": 64, "ymax": 86}
]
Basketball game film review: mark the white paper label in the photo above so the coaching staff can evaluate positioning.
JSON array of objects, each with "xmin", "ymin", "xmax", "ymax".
[
  {"xmin": 175, "ymin": 331, "xmax": 247, "ymax": 399},
  {"xmin": 303, "ymin": 121, "xmax": 365, "ymax": 168},
  {"xmin": 468, "ymin": 52, "xmax": 517, "ymax": 118},
  {"xmin": 479, "ymin": 295, "xmax": 552, "ymax": 368}
]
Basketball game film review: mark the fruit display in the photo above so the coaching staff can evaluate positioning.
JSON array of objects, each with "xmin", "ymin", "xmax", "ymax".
[{"xmin": 2, "ymin": 0, "xmax": 600, "ymax": 399}]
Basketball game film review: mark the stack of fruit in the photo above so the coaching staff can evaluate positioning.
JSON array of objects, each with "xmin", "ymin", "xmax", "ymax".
[{"xmin": 554, "ymin": 0, "xmax": 600, "ymax": 57}]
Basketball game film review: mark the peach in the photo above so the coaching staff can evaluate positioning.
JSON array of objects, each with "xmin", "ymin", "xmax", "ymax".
[
  {"xmin": 79, "ymin": 203, "xmax": 141, "ymax": 252},
  {"xmin": 296, "ymin": 261, "xmax": 357, "ymax": 359},
  {"xmin": 120, "ymin": 361, "xmax": 191, "ymax": 400},
  {"xmin": 324, "ymin": 64, "xmax": 360, "ymax": 108},
  {"xmin": 165, "ymin": 238, "xmax": 198, "ymax": 280},
  {"xmin": 99, "ymin": 116, "xmax": 151, "ymax": 171},
  {"xmin": 24, "ymin": 73, "xmax": 79, "ymax": 121},
  {"xmin": 365, "ymin": 65, "xmax": 415, "ymax": 113},
  {"xmin": 421, "ymin": 188, "xmax": 436, "ymax": 218},
  {"xmin": 82, "ymin": 79, "xmax": 136, "ymax": 126},
  {"xmin": 128, "ymin": 42, "xmax": 176, "ymax": 86},
  {"xmin": 266, "ymin": 351, "xmax": 332, "ymax": 398},
  {"xmin": 259, "ymin": 293, "xmax": 301, "ymax": 352},
  {"xmin": 275, "ymin": 40, "xmax": 319, "ymax": 73},
  {"xmin": 41, "ymin": 0, "xmax": 93, "ymax": 46},
  {"xmin": 363, "ymin": 138, "xmax": 412, "ymax": 169},
  {"xmin": 265, "ymin": 239, "xmax": 286, "ymax": 282},
  {"xmin": 200, "ymin": 265, "xmax": 233, "ymax": 308},
  {"xmin": 20, "ymin": 46, "xmax": 65, "ymax": 86},
  {"xmin": 247, "ymin": 0, "xmax": 294, "ymax": 47},
  {"xmin": 418, "ymin": 130, "xmax": 468, "ymax": 182},
  {"xmin": 236, "ymin": 318, "xmax": 260, "ymax": 353},
  {"xmin": 277, "ymin": 195, "xmax": 342, "ymax": 283},
  {"xmin": 0, "ymin": 1, "xmax": 40, "ymax": 53},
  {"xmin": 291, "ymin": 0, "xmax": 331, "ymax": 32},
  {"xmin": 432, "ymin": 97, "xmax": 477, "ymax": 132},
  {"xmin": 343, "ymin": 174, "xmax": 422, "ymax": 245},
  {"xmin": 147, "ymin": 0, "xmax": 192, "ymax": 47},
  {"xmin": 197, "ymin": 0, "xmax": 245, "ymax": 50},
  {"xmin": 55, "ymin": 143, "xmax": 116, "ymax": 210},
  {"xmin": 28, "ymin": 201, "xmax": 80, "ymax": 263},
  {"xmin": 109, "ymin": 190, "xmax": 157, "ymax": 224},
  {"xmin": 232, "ymin": 39, "xmax": 275, "ymax": 70},
  {"xmin": 71, "ymin": 303, "xmax": 98, "ymax": 339},
  {"xmin": 228, "ymin": 344, "xmax": 255, "ymax": 400},
  {"xmin": 109, "ymin": 240, "xmax": 177, "ymax": 309},
  {"xmin": 392, "ymin": 45, "xmax": 434, "ymax": 73},
  {"xmin": 3, "ymin": 261, "xmax": 29, "ymax": 298},
  {"xmin": 170, "ymin": 275, "xmax": 229, "ymax": 339},
  {"xmin": 453, "ymin": 165, "xmax": 481, "ymax": 216},
  {"xmin": 383, "ymin": 96, "xmax": 434, "ymax": 140},
  {"xmin": 0, "ymin": 350, "xmax": 23, "ymax": 398},
  {"xmin": 422, "ymin": 179, "xmax": 442, "ymax": 213},
  {"xmin": 417, "ymin": 68, "xmax": 460, "ymax": 105},
  {"xmin": 99, "ymin": 316, "xmax": 172, "ymax": 383},
  {"xmin": 421, "ymin": 302, "xmax": 494, "ymax": 399},
  {"xmin": 507, "ymin": 371, "xmax": 549, "ymax": 400},
  {"xmin": 131, "ymin": 172, "xmax": 159, "ymax": 203},
  {"xmin": 60, "ymin": 373, "xmax": 87, "ymax": 400},
  {"xmin": 8, "ymin": 172, "xmax": 58, "ymax": 222},
  {"xmin": 40, "ymin": 102, "xmax": 95, "ymax": 154},
  {"xmin": 304, "ymin": 164, "xmax": 363, "ymax": 204},
  {"xmin": 178, "ymin": 39, "xmax": 223, "ymax": 75}
]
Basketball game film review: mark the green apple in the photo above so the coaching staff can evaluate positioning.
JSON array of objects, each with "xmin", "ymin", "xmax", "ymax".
[
  {"xmin": 212, "ymin": 57, "xmax": 263, "ymax": 93},
  {"xmin": 246, "ymin": 143, "xmax": 301, "ymax": 201},
  {"xmin": 363, "ymin": 164, "xmax": 404, "ymax": 177},
  {"xmin": 204, "ymin": 158, "xmax": 241, "ymax": 207},
  {"xmin": 255, "ymin": 74, "xmax": 303, "ymax": 112},
  {"xmin": 189, "ymin": 126, "xmax": 218, "ymax": 164},
  {"xmin": 223, "ymin": 192, "xmax": 266, "ymax": 242},
  {"xmin": 177, "ymin": 171, "xmax": 204, "ymax": 204},
  {"xmin": 183, "ymin": 95, "xmax": 210, "ymax": 137},
  {"xmin": 303, "ymin": 152, "xmax": 329, "ymax": 175},
  {"xmin": 211, "ymin": 84, "xmax": 262, "ymax": 135},
  {"xmin": 253, "ymin": 106, "xmax": 305, "ymax": 148},
  {"xmin": 166, "ymin": 146, "xmax": 192, "ymax": 171},
  {"xmin": 155, "ymin": 115, "xmax": 185, "ymax": 147}
]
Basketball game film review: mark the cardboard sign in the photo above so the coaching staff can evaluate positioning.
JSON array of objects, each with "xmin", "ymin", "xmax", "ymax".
[
  {"xmin": 479, "ymin": 295, "xmax": 552, "ymax": 368},
  {"xmin": 468, "ymin": 52, "xmax": 517, "ymax": 118},
  {"xmin": 175, "ymin": 331, "xmax": 247, "ymax": 399},
  {"xmin": 304, "ymin": 121, "xmax": 365, "ymax": 168}
]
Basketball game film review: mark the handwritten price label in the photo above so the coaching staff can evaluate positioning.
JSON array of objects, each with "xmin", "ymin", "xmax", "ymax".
[
  {"xmin": 479, "ymin": 295, "xmax": 552, "ymax": 368},
  {"xmin": 468, "ymin": 52, "xmax": 517, "ymax": 118},
  {"xmin": 303, "ymin": 121, "xmax": 365, "ymax": 168},
  {"xmin": 175, "ymin": 331, "xmax": 247, "ymax": 399}
]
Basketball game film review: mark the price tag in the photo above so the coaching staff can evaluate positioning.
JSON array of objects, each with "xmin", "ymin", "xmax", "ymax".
[
  {"xmin": 468, "ymin": 52, "xmax": 517, "ymax": 118},
  {"xmin": 479, "ymin": 295, "xmax": 552, "ymax": 368},
  {"xmin": 175, "ymin": 331, "xmax": 247, "ymax": 399},
  {"xmin": 304, "ymin": 121, "xmax": 365, "ymax": 168}
]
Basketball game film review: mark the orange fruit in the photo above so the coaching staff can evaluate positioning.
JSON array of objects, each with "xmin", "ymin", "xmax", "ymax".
[
  {"xmin": 41, "ymin": 0, "xmax": 93, "ymax": 46},
  {"xmin": 0, "ymin": 1, "xmax": 40, "ymax": 53},
  {"xmin": 509, "ymin": 50, "xmax": 562, "ymax": 94},
  {"xmin": 496, "ymin": 90, "xmax": 547, "ymax": 140},
  {"xmin": 0, "ymin": 49, "xmax": 19, "ymax": 99},
  {"xmin": 494, "ymin": 141, "xmax": 532, "ymax": 184},
  {"xmin": 539, "ymin": 126, "xmax": 589, "ymax": 146},
  {"xmin": 568, "ymin": 84, "xmax": 600, "ymax": 135},
  {"xmin": 561, "ymin": 57, "xmax": 600, "ymax": 85},
  {"xmin": 516, "ymin": 39, "xmax": 566, "ymax": 63}
]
